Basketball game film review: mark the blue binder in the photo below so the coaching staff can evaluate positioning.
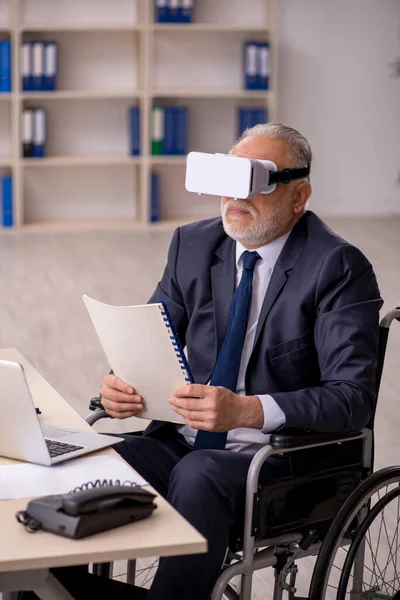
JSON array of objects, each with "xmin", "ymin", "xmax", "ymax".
[
  {"xmin": 244, "ymin": 42, "xmax": 258, "ymax": 90},
  {"xmin": 258, "ymin": 42, "xmax": 270, "ymax": 90},
  {"xmin": 179, "ymin": 0, "xmax": 194, "ymax": 23},
  {"xmin": 256, "ymin": 107, "xmax": 267, "ymax": 124},
  {"xmin": 163, "ymin": 107, "xmax": 175, "ymax": 155},
  {"xmin": 238, "ymin": 108, "xmax": 253, "ymax": 136},
  {"xmin": 32, "ymin": 42, "xmax": 44, "ymax": 91},
  {"xmin": 151, "ymin": 172, "xmax": 160, "ymax": 222},
  {"xmin": 129, "ymin": 106, "xmax": 140, "ymax": 156},
  {"xmin": 168, "ymin": 0, "xmax": 180, "ymax": 22},
  {"xmin": 21, "ymin": 42, "xmax": 33, "ymax": 91},
  {"xmin": 2, "ymin": 175, "xmax": 13, "ymax": 227},
  {"xmin": 44, "ymin": 42, "xmax": 58, "ymax": 91},
  {"xmin": 155, "ymin": 0, "xmax": 169, "ymax": 22},
  {"xmin": 174, "ymin": 106, "xmax": 187, "ymax": 155},
  {"xmin": 32, "ymin": 108, "xmax": 46, "ymax": 158},
  {"xmin": 0, "ymin": 41, "xmax": 11, "ymax": 93}
]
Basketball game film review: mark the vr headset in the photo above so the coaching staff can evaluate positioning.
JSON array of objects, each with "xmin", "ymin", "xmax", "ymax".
[{"xmin": 185, "ymin": 151, "xmax": 310, "ymax": 199}]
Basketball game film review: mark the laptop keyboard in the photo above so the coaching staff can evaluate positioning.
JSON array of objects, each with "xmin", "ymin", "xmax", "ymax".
[{"xmin": 45, "ymin": 439, "xmax": 84, "ymax": 458}]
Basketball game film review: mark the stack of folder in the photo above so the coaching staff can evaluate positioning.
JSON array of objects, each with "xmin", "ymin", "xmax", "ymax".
[
  {"xmin": 151, "ymin": 105, "xmax": 188, "ymax": 156},
  {"xmin": 21, "ymin": 41, "xmax": 58, "ymax": 91},
  {"xmin": 243, "ymin": 41, "xmax": 270, "ymax": 90},
  {"xmin": 1, "ymin": 174, "xmax": 12, "ymax": 227},
  {"xmin": 155, "ymin": 0, "xmax": 194, "ymax": 23},
  {"xmin": 22, "ymin": 108, "xmax": 47, "ymax": 158},
  {"xmin": 238, "ymin": 107, "xmax": 268, "ymax": 137},
  {"xmin": 0, "ymin": 41, "xmax": 11, "ymax": 93}
]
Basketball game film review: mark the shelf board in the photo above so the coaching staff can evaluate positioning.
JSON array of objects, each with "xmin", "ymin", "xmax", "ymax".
[
  {"xmin": 151, "ymin": 24, "xmax": 268, "ymax": 33},
  {"xmin": 22, "ymin": 90, "xmax": 143, "ymax": 100},
  {"xmin": 150, "ymin": 156, "xmax": 187, "ymax": 166},
  {"xmin": 152, "ymin": 89, "xmax": 270, "ymax": 99},
  {"xmin": 20, "ymin": 219, "xmax": 142, "ymax": 232},
  {"xmin": 0, "ymin": 158, "xmax": 12, "ymax": 167},
  {"xmin": 22, "ymin": 156, "xmax": 142, "ymax": 167},
  {"xmin": 20, "ymin": 25, "xmax": 143, "ymax": 32}
]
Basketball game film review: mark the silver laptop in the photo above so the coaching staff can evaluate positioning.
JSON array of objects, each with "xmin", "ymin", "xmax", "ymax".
[{"xmin": 0, "ymin": 359, "xmax": 123, "ymax": 466}]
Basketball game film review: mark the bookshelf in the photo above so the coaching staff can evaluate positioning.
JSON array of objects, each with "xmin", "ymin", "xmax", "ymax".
[{"xmin": 1, "ymin": 0, "xmax": 276, "ymax": 229}]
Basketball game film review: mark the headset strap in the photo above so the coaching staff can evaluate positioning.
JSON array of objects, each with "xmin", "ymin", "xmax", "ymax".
[{"xmin": 269, "ymin": 165, "xmax": 311, "ymax": 185}]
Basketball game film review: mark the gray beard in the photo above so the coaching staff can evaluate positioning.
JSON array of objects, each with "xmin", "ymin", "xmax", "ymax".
[{"xmin": 221, "ymin": 199, "xmax": 288, "ymax": 247}]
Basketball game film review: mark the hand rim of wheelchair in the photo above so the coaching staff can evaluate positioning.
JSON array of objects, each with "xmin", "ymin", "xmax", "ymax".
[{"xmin": 309, "ymin": 465, "xmax": 400, "ymax": 600}]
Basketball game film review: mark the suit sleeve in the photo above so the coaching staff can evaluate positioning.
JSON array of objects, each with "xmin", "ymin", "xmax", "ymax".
[
  {"xmin": 148, "ymin": 227, "xmax": 189, "ymax": 347},
  {"xmin": 271, "ymin": 244, "xmax": 383, "ymax": 432}
]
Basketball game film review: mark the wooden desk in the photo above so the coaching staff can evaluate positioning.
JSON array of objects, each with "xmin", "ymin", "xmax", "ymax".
[{"xmin": 0, "ymin": 349, "xmax": 207, "ymax": 599}]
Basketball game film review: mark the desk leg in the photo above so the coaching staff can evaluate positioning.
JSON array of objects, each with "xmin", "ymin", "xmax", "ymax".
[
  {"xmin": 34, "ymin": 572, "xmax": 74, "ymax": 600},
  {"xmin": 127, "ymin": 560, "xmax": 136, "ymax": 584}
]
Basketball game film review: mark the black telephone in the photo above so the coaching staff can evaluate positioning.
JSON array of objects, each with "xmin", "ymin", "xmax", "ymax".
[{"xmin": 16, "ymin": 483, "xmax": 157, "ymax": 539}]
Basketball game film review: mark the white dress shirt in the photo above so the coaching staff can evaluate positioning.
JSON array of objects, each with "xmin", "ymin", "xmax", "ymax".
[{"xmin": 178, "ymin": 230, "xmax": 290, "ymax": 454}]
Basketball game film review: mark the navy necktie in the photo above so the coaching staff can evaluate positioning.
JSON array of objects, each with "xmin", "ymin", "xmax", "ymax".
[{"xmin": 194, "ymin": 251, "xmax": 261, "ymax": 450}]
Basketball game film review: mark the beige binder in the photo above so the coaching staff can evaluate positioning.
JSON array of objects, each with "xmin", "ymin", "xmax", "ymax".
[{"xmin": 82, "ymin": 295, "xmax": 193, "ymax": 424}]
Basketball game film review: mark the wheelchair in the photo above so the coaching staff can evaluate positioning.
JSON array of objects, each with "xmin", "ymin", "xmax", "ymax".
[{"xmin": 86, "ymin": 307, "xmax": 400, "ymax": 600}]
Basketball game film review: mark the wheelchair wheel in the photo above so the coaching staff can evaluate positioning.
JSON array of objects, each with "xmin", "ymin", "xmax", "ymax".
[{"xmin": 309, "ymin": 466, "xmax": 400, "ymax": 600}]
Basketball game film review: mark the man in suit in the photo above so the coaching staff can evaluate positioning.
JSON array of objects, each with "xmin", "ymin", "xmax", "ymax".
[{"xmin": 99, "ymin": 123, "xmax": 382, "ymax": 600}]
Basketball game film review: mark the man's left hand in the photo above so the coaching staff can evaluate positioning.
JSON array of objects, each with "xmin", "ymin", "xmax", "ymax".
[{"xmin": 169, "ymin": 384, "xmax": 264, "ymax": 431}]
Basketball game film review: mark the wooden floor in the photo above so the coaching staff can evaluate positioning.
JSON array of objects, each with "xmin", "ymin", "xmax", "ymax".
[{"xmin": 0, "ymin": 215, "xmax": 399, "ymax": 598}]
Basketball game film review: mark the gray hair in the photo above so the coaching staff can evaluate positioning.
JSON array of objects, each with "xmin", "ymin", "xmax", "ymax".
[{"xmin": 233, "ymin": 122, "xmax": 312, "ymax": 178}]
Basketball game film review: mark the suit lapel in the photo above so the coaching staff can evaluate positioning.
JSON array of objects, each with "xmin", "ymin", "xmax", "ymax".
[
  {"xmin": 211, "ymin": 235, "xmax": 236, "ymax": 354},
  {"xmin": 253, "ymin": 213, "xmax": 309, "ymax": 349}
]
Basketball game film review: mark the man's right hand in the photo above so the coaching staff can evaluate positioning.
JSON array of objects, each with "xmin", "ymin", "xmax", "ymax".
[{"xmin": 100, "ymin": 374, "xmax": 145, "ymax": 419}]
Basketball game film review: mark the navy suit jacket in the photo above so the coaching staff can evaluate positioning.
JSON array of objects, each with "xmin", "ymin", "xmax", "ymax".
[{"xmin": 145, "ymin": 211, "xmax": 382, "ymax": 467}]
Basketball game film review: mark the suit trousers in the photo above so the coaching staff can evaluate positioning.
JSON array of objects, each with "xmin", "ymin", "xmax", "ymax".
[{"xmin": 113, "ymin": 426, "xmax": 292, "ymax": 600}]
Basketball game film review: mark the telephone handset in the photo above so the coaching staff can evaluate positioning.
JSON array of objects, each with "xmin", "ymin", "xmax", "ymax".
[{"xmin": 16, "ymin": 482, "xmax": 157, "ymax": 539}]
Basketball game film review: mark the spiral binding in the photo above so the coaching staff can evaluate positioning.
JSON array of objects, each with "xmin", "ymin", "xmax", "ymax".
[{"xmin": 160, "ymin": 301, "xmax": 193, "ymax": 383}]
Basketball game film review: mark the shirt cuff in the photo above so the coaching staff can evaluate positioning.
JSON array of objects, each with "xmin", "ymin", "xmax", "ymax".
[{"xmin": 256, "ymin": 394, "xmax": 286, "ymax": 434}]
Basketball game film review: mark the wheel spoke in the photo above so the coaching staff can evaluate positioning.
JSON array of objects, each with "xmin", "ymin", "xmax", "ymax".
[{"xmin": 377, "ymin": 503, "xmax": 400, "ymax": 591}]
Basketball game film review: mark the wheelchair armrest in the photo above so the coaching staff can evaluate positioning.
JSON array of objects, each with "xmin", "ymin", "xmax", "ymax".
[
  {"xmin": 85, "ymin": 396, "xmax": 112, "ymax": 426},
  {"xmin": 269, "ymin": 429, "xmax": 363, "ymax": 450},
  {"xmin": 89, "ymin": 396, "xmax": 103, "ymax": 411}
]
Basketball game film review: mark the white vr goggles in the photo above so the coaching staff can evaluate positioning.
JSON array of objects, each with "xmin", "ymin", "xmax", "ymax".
[{"xmin": 185, "ymin": 151, "xmax": 310, "ymax": 199}]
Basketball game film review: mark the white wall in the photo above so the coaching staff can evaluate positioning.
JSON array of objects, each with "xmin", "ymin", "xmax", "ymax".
[{"xmin": 277, "ymin": 0, "xmax": 400, "ymax": 215}]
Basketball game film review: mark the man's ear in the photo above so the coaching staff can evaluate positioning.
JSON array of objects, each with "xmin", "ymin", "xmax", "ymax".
[{"xmin": 292, "ymin": 181, "xmax": 312, "ymax": 214}]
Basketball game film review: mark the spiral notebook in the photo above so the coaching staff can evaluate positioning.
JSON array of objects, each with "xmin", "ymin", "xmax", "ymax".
[{"xmin": 82, "ymin": 295, "xmax": 193, "ymax": 424}]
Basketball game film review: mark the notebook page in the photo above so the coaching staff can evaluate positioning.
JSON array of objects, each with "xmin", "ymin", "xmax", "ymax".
[
  {"xmin": 0, "ymin": 455, "xmax": 147, "ymax": 500},
  {"xmin": 82, "ymin": 295, "xmax": 188, "ymax": 424}
]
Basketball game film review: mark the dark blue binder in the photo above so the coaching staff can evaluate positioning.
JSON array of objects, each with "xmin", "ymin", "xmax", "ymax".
[
  {"xmin": 2, "ymin": 175, "xmax": 13, "ymax": 227},
  {"xmin": 32, "ymin": 42, "xmax": 44, "ymax": 91},
  {"xmin": 22, "ymin": 42, "xmax": 33, "ymax": 91},
  {"xmin": 168, "ymin": 0, "xmax": 180, "ymax": 23},
  {"xmin": 258, "ymin": 42, "xmax": 270, "ymax": 90},
  {"xmin": 44, "ymin": 42, "xmax": 58, "ymax": 91},
  {"xmin": 155, "ymin": 0, "xmax": 169, "ymax": 22},
  {"xmin": 174, "ymin": 106, "xmax": 187, "ymax": 155},
  {"xmin": 129, "ymin": 106, "xmax": 140, "ymax": 156},
  {"xmin": 256, "ymin": 107, "xmax": 267, "ymax": 124},
  {"xmin": 163, "ymin": 107, "xmax": 175, "ymax": 155},
  {"xmin": 0, "ymin": 41, "xmax": 11, "ymax": 93},
  {"xmin": 244, "ymin": 42, "xmax": 258, "ymax": 90},
  {"xmin": 179, "ymin": 0, "xmax": 194, "ymax": 23},
  {"xmin": 238, "ymin": 108, "xmax": 253, "ymax": 136},
  {"xmin": 151, "ymin": 172, "xmax": 160, "ymax": 222},
  {"xmin": 32, "ymin": 108, "xmax": 46, "ymax": 158}
]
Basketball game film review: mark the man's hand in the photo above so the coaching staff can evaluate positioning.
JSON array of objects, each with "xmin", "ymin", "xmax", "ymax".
[
  {"xmin": 100, "ymin": 374, "xmax": 145, "ymax": 419},
  {"xmin": 169, "ymin": 384, "xmax": 264, "ymax": 431}
]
